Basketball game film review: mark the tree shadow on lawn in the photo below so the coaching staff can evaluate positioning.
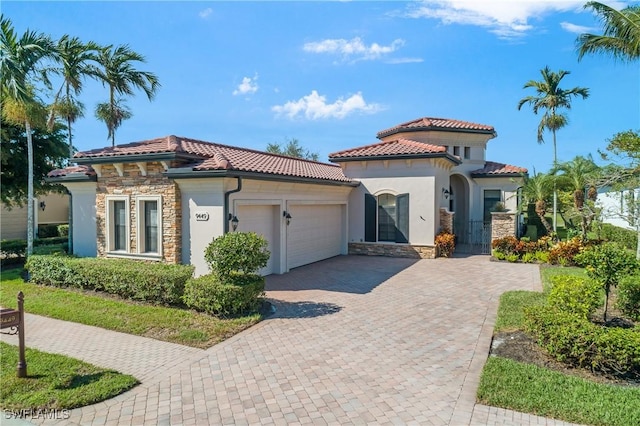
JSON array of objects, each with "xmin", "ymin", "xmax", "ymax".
[{"xmin": 265, "ymin": 255, "xmax": 419, "ymax": 295}]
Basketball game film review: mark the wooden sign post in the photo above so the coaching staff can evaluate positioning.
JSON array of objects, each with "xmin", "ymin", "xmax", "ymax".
[{"xmin": 0, "ymin": 291, "xmax": 27, "ymax": 377}]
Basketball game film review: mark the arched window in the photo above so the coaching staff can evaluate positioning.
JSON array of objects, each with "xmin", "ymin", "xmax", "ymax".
[{"xmin": 364, "ymin": 193, "xmax": 409, "ymax": 243}]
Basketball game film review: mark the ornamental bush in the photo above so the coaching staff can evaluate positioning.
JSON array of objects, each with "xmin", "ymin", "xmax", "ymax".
[
  {"xmin": 617, "ymin": 274, "xmax": 640, "ymax": 321},
  {"xmin": 547, "ymin": 237, "xmax": 585, "ymax": 266},
  {"xmin": 183, "ymin": 273, "xmax": 265, "ymax": 316},
  {"xmin": 547, "ymin": 275, "xmax": 601, "ymax": 319},
  {"xmin": 524, "ymin": 305, "xmax": 640, "ymax": 376},
  {"xmin": 435, "ymin": 231, "xmax": 455, "ymax": 257},
  {"xmin": 204, "ymin": 232, "xmax": 270, "ymax": 277},
  {"xmin": 26, "ymin": 255, "xmax": 194, "ymax": 305}
]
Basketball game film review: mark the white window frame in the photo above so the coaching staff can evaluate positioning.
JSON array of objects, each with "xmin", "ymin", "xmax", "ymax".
[
  {"xmin": 105, "ymin": 195, "xmax": 130, "ymax": 253},
  {"xmin": 136, "ymin": 195, "xmax": 163, "ymax": 256}
]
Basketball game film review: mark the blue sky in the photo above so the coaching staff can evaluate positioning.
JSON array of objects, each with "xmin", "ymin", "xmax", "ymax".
[{"xmin": 4, "ymin": 1, "xmax": 639, "ymax": 173}]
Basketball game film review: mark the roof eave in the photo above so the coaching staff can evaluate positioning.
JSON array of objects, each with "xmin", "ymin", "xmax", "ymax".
[
  {"xmin": 472, "ymin": 173, "xmax": 527, "ymax": 179},
  {"xmin": 165, "ymin": 168, "xmax": 359, "ymax": 187},
  {"xmin": 377, "ymin": 126, "xmax": 497, "ymax": 139},
  {"xmin": 45, "ymin": 173, "xmax": 97, "ymax": 183},
  {"xmin": 74, "ymin": 152, "xmax": 202, "ymax": 165},
  {"xmin": 329, "ymin": 152, "xmax": 461, "ymax": 165}
]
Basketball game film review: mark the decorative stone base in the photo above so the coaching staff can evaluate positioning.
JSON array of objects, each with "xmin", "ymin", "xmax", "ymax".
[{"xmin": 348, "ymin": 242, "xmax": 436, "ymax": 259}]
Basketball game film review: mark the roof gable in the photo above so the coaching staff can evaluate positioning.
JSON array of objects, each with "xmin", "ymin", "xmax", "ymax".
[
  {"xmin": 376, "ymin": 117, "xmax": 496, "ymax": 139},
  {"xmin": 471, "ymin": 161, "xmax": 528, "ymax": 177},
  {"xmin": 328, "ymin": 138, "xmax": 459, "ymax": 164}
]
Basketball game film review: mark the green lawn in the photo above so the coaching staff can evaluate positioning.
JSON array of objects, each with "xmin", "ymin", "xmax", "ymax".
[
  {"xmin": 478, "ymin": 265, "xmax": 640, "ymax": 426},
  {"xmin": 0, "ymin": 268, "xmax": 262, "ymax": 349},
  {"xmin": 0, "ymin": 342, "xmax": 137, "ymax": 410}
]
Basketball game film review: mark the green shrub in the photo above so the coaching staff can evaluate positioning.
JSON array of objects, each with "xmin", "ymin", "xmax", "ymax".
[
  {"xmin": 599, "ymin": 223, "xmax": 637, "ymax": 252},
  {"xmin": 534, "ymin": 250, "xmax": 549, "ymax": 263},
  {"xmin": 183, "ymin": 273, "xmax": 265, "ymax": 316},
  {"xmin": 547, "ymin": 275, "xmax": 601, "ymax": 319},
  {"xmin": 1, "ymin": 237, "xmax": 69, "ymax": 264},
  {"xmin": 204, "ymin": 232, "xmax": 270, "ymax": 277},
  {"xmin": 521, "ymin": 252, "xmax": 536, "ymax": 263},
  {"xmin": 525, "ymin": 305, "xmax": 640, "ymax": 376},
  {"xmin": 618, "ymin": 274, "xmax": 640, "ymax": 321},
  {"xmin": 37, "ymin": 224, "xmax": 59, "ymax": 238},
  {"xmin": 506, "ymin": 254, "xmax": 519, "ymax": 263},
  {"xmin": 492, "ymin": 250, "xmax": 506, "ymax": 261},
  {"xmin": 26, "ymin": 255, "xmax": 194, "ymax": 305},
  {"xmin": 57, "ymin": 224, "xmax": 69, "ymax": 237}
]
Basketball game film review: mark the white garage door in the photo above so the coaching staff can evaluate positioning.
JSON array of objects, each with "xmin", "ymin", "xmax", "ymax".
[
  {"xmin": 236, "ymin": 205, "xmax": 276, "ymax": 275},
  {"xmin": 287, "ymin": 204, "xmax": 343, "ymax": 270}
]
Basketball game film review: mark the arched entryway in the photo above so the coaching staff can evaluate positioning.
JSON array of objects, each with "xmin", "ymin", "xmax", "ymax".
[{"xmin": 449, "ymin": 174, "xmax": 469, "ymax": 241}]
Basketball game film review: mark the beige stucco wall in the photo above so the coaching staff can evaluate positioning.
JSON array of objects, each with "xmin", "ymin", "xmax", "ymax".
[
  {"xmin": 177, "ymin": 177, "xmax": 352, "ymax": 277},
  {"xmin": 342, "ymin": 158, "xmax": 453, "ymax": 246},
  {"xmin": 0, "ymin": 192, "xmax": 69, "ymax": 240},
  {"xmin": 63, "ymin": 182, "xmax": 97, "ymax": 257}
]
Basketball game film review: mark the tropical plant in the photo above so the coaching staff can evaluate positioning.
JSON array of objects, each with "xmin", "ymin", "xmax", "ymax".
[
  {"xmin": 93, "ymin": 44, "xmax": 160, "ymax": 146},
  {"xmin": 0, "ymin": 15, "xmax": 57, "ymax": 256},
  {"xmin": 552, "ymin": 155, "xmax": 600, "ymax": 240},
  {"xmin": 266, "ymin": 138, "xmax": 320, "ymax": 161},
  {"xmin": 578, "ymin": 2, "xmax": 640, "ymax": 62},
  {"xmin": 517, "ymin": 66, "xmax": 590, "ymax": 232},
  {"xmin": 48, "ymin": 35, "xmax": 101, "ymax": 160},
  {"xmin": 519, "ymin": 171, "xmax": 554, "ymax": 234}
]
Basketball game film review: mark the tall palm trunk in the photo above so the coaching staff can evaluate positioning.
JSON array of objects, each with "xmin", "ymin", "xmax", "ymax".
[
  {"xmin": 110, "ymin": 84, "xmax": 115, "ymax": 146},
  {"xmin": 536, "ymin": 200, "xmax": 553, "ymax": 234},
  {"xmin": 26, "ymin": 119, "xmax": 34, "ymax": 256}
]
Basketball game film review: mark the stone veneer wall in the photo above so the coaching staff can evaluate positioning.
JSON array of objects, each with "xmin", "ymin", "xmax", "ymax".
[
  {"xmin": 491, "ymin": 212, "xmax": 516, "ymax": 241},
  {"xmin": 95, "ymin": 162, "xmax": 182, "ymax": 263},
  {"xmin": 439, "ymin": 208, "xmax": 454, "ymax": 234},
  {"xmin": 349, "ymin": 242, "xmax": 436, "ymax": 259}
]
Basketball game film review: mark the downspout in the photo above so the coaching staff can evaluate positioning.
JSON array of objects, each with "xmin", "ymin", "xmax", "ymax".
[
  {"xmin": 66, "ymin": 188, "xmax": 73, "ymax": 255},
  {"xmin": 223, "ymin": 177, "xmax": 242, "ymax": 233}
]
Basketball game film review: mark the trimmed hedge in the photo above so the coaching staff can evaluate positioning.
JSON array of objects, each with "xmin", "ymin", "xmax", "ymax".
[
  {"xmin": 547, "ymin": 275, "xmax": 601, "ymax": 319},
  {"xmin": 25, "ymin": 255, "xmax": 194, "ymax": 305},
  {"xmin": 183, "ymin": 273, "xmax": 265, "ymax": 316},
  {"xmin": 599, "ymin": 223, "xmax": 637, "ymax": 252},
  {"xmin": 618, "ymin": 274, "xmax": 640, "ymax": 321},
  {"xmin": 525, "ymin": 305, "xmax": 640, "ymax": 376},
  {"xmin": 1, "ymin": 237, "xmax": 69, "ymax": 265}
]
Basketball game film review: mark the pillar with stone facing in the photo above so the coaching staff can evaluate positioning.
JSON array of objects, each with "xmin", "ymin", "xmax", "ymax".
[{"xmin": 491, "ymin": 211, "xmax": 517, "ymax": 241}]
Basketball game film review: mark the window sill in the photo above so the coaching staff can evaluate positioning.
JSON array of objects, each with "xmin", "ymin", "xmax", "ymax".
[{"xmin": 105, "ymin": 252, "xmax": 163, "ymax": 262}]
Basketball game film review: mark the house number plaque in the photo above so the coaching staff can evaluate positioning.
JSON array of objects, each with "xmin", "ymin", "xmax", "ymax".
[{"xmin": 195, "ymin": 211, "xmax": 210, "ymax": 221}]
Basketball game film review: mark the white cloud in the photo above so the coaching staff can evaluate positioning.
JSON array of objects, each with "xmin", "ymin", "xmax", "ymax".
[
  {"xmin": 303, "ymin": 37, "xmax": 405, "ymax": 61},
  {"xmin": 199, "ymin": 8, "xmax": 213, "ymax": 19},
  {"xmin": 406, "ymin": 1, "xmax": 586, "ymax": 38},
  {"xmin": 387, "ymin": 57, "xmax": 424, "ymax": 64},
  {"xmin": 233, "ymin": 74, "xmax": 259, "ymax": 96},
  {"xmin": 560, "ymin": 21, "xmax": 595, "ymax": 35},
  {"xmin": 272, "ymin": 90, "xmax": 382, "ymax": 120}
]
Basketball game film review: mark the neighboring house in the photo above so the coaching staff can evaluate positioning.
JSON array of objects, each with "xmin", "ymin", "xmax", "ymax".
[
  {"xmin": 48, "ymin": 117, "xmax": 527, "ymax": 276},
  {"xmin": 0, "ymin": 192, "xmax": 69, "ymax": 240},
  {"xmin": 597, "ymin": 187, "xmax": 639, "ymax": 230}
]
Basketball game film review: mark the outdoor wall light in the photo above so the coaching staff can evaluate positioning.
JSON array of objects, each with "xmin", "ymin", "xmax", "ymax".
[
  {"xmin": 283, "ymin": 211, "xmax": 292, "ymax": 226},
  {"xmin": 228, "ymin": 213, "xmax": 239, "ymax": 231},
  {"xmin": 39, "ymin": 201, "xmax": 46, "ymax": 211},
  {"xmin": 442, "ymin": 188, "xmax": 450, "ymax": 200}
]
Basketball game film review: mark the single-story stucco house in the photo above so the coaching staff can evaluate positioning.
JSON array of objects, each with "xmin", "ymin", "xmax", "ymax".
[
  {"xmin": 48, "ymin": 117, "xmax": 527, "ymax": 276},
  {"xmin": 1, "ymin": 192, "xmax": 69, "ymax": 240}
]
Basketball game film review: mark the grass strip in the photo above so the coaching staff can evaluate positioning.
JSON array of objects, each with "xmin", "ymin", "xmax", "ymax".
[
  {"xmin": 0, "ymin": 268, "xmax": 261, "ymax": 349},
  {"xmin": 493, "ymin": 290, "xmax": 545, "ymax": 332},
  {"xmin": 0, "ymin": 342, "xmax": 138, "ymax": 410},
  {"xmin": 478, "ymin": 356, "xmax": 640, "ymax": 426}
]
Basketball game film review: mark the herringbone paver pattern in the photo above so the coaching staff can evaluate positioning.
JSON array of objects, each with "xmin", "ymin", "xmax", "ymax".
[{"xmin": 1, "ymin": 255, "xmax": 581, "ymax": 425}]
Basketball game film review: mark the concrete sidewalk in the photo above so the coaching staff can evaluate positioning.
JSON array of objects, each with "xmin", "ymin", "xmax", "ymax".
[{"xmin": 1, "ymin": 255, "xmax": 580, "ymax": 425}]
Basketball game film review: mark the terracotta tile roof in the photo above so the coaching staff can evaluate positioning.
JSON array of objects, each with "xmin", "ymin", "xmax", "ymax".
[
  {"xmin": 68, "ymin": 136, "xmax": 353, "ymax": 183},
  {"xmin": 471, "ymin": 161, "xmax": 528, "ymax": 177},
  {"xmin": 377, "ymin": 117, "xmax": 496, "ymax": 139},
  {"xmin": 47, "ymin": 164, "xmax": 96, "ymax": 178},
  {"xmin": 329, "ymin": 138, "xmax": 450, "ymax": 161}
]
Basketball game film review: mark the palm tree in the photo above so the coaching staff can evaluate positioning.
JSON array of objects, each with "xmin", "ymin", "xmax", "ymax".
[
  {"xmin": 552, "ymin": 155, "xmax": 600, "ymax": 240},
  {"xmin": 520, "ymin": 171, "xmax": 554, "ymax": 235},
  {"xmin": 48, "ymin": 35, "xmax": 101, "ymax": 160},
  {"xmin": 517, "ymin": 66, "xmax": 590, "ymax": 232},
  {"xmin": 0, "ymin": 16, "xmax": 56, "ymax": 256},
  {"xmin": 577, "ymin": 2, "xmax": 640, "ymax": 62},
  {"xmin": 93, "ymin": 44, "xmax": 160, "ymax": 146}
]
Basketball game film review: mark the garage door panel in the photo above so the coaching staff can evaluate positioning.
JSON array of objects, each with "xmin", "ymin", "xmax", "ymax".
[
  {"xmin": 287, "ymin": 205, "xmax": 342, "ymax": 269},
  {"xmin": 237, "ymin": 205, "xmax": 276, "ymax": 275}
]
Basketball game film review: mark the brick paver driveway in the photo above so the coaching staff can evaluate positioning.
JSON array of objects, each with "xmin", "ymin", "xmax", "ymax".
[{"xmin": 3, "ymin": 255, "xmax": 579, "ymax": 425}]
